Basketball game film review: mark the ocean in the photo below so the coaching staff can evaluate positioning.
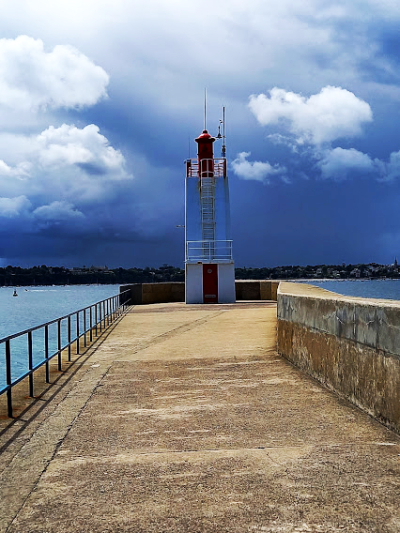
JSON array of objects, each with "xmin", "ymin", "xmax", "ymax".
[
  {"xmin": 0, "ymin": 284, "xmax": 121, "ymax": 340},
  {"xmin": 304, "ymin": 279, "xmax": 400, "ymax": 301}
]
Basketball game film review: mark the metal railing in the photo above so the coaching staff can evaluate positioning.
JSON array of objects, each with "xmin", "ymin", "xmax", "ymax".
[
  {"xmin": 0, "ymin": 290, "xmax": 131, "ymax": 418},
  {"xmin": 186, "ymin": 158, "xmax": 227, "ymax": 178},
  {"xmin": 186, "ymin": 239, "xmax": 233, "ymax": 263}
]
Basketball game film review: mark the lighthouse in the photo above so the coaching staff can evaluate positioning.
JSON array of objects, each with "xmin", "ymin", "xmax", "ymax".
[{"xmin": 185, "ymin": 108, "xmax": 235, "ymax": 304}]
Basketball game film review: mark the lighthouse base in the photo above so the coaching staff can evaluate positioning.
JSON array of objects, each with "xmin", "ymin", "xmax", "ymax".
[{"xmin": 185, "ymin": 262, "xmax": 235, "ymax": 304}]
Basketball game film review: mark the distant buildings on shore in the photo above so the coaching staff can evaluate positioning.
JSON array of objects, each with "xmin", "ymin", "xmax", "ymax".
[
  {"xmin": 1, "ymin": 262, "xmax": 400, "ymax": 286},
  {"xmin": 236, "ymin": 261, "xmax": 400, "ymax": 280}
]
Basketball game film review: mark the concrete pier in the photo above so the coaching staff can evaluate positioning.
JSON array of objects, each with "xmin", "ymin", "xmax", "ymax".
[{"xmin": 1, "ymin": 301, "xmax": 400, "ymax": 532}]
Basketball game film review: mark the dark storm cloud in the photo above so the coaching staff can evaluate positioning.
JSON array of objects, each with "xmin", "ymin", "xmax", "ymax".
[{"xmin": 1, "ymin": 1, "xmax": 400, "ymax": 267}]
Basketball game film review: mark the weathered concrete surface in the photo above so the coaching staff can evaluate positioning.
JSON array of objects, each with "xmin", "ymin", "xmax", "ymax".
[
  {"xmin": 278, "ymin": 282, "xmax": 400, "ymax": 433},
  {"xmin": 1, "ymin": 301, "xmax": 400, "ymax": 533}
]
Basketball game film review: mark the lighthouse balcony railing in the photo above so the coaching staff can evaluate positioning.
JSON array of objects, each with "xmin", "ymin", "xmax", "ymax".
[
  {"xmin": 186, "ymin": 158, "xmax": 226, "ymax": 179},
  {"xmin": 186, "ymin": 240, "xmax": 233, "ymax": 263}
]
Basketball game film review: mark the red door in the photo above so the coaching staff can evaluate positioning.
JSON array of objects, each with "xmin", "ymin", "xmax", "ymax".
[{"xmin": 203, "ymin": 264, "xmax": 218, "ymax": 303}]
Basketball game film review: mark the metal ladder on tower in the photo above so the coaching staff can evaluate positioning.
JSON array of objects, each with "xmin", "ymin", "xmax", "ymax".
[{"xmin": 200, "ymin": 176, "xmax": 216, "ymax": 260}]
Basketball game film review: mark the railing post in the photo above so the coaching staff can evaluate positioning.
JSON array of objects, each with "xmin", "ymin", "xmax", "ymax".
[
  {"xmin": 83, "ymin": 309, "xmax": 87, "ymax": 348},
  {"xmin": 45, "ymin": 325, "xmax": 50, "ymax": 383},
  {"xmin": 76, "ymin": 312, "xmax": 80, "ymax": 355},
  {"xmin": 6, "ymin": 340, "xmax": 13, "ymax": 418},
  {"xmin": 89, "ymin": 306, "xmax": 93, "ymax": 342},
  {"xmin": 57, "ymin": 319, "xmax": 62, "ymax": 371},
  {"xmin": 68, "ymin": 315, "xmax": 72, "ymax": 361},
  {"xmin": 111, "ymin": 296, "xmax": 115, "ymax": 321},
  {"xmin": 28, "ymin": 331, "xmax": 34, "ymax": 397}
]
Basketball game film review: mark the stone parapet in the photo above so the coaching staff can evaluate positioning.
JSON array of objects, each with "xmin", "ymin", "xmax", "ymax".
[
  {"xmin": 277, "ymin": 281, "xmax": 400, "ymax": 433},
  {"xmin": 121, "ymin": 282, "xmax": 185, "ymax": 305},
  {"xmin": 121, "ymin": 280, "xmax": 280, "ymax": 305},
  {"xmin": 235, "ymin": 280, "xmax": 280, "ymax": 301}
]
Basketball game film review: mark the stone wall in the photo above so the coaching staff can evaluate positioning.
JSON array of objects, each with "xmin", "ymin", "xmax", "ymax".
[
  {"xmin": 235, "ymin": 280, "xmax": 280, "ymax": 301},
  {"xmin": 120, "ymin": 280, "xmax": 280, "ymax": 305},
  {"xmin": 277, "ymin": 282, "xmax": 400, "ymax": 433},
  {"xmin": 121, "ymin": 282, "xmax": 185, "ymax": 305}
]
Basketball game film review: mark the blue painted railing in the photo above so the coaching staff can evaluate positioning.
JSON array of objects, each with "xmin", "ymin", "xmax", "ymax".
[{"xmin": 0, "ymin": 290, "xmax": 130, "ymax": 417}]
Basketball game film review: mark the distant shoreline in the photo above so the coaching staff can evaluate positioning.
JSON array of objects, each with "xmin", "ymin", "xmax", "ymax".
[
  {"xmin": 3, "ymin": 277, "xmax": 400, "ymax": 289},
  {"xmin": 1, "ymin": 262, "xmax": 399, "ymax": 287},
  {"xmin": 288, "ymin": 278, "xmax": 400, "ymax": 282}
]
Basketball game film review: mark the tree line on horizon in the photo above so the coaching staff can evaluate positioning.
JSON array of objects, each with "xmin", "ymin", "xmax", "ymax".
[{"xmin": 0, "ymin": 262, "xmax": 399, "ymax": 287}]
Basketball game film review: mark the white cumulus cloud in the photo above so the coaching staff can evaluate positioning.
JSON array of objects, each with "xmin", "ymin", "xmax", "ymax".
[
  {"xmin": 231, "ymin": 152, "xmax": 286, "ymax": 183},
  {"xmin": 33, "ymin": 201, "xmax": 84, "ymax": 221},
  {"xmin": 383, "ymin": 150, "xmax": 400, "ymax": 181},
  {"xmin": 0, "ymin": 35, "xmax": 109, "ymax": 111},
  {"xmin": 318, "ymin": 147, "xmax": 376, "ymax": 180},
  {"xmin": 0, "ymin": 195, "xmax": 31, "ymax": 217},
  {"xmin": 35, "ymin": 124, "xmax": 127, "ymax": 175},
  {"xmin": 249, "ymin": 86, "xmax": 373, "ymax": 145},
  {"xmin": 0, "ymin": 124, "xmax": 131, "ymax": 208},
  {"xmin": 0, "ymin": 160, "xmax": 31, "ymax": 178}
]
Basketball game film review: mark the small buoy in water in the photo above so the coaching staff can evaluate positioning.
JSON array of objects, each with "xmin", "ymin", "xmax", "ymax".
[{"xmin": 13, "ymin": 289, "xmax": 18, "ymax": 297}]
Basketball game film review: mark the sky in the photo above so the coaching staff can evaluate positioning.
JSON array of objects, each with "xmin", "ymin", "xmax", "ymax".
[{"xmin": 1, "ymin": 0, "xmax": 400, "ymax": 268}]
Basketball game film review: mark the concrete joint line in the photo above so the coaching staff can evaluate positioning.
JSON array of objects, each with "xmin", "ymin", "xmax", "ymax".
[{"xmin": 131, "ymin": 311, "xmax": 225, "ymax": 354}]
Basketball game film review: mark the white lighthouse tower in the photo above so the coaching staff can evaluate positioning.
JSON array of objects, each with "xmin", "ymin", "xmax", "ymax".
[{"xmin": 185, "ymin": 108, "xmax": 235, "ymax": 304}]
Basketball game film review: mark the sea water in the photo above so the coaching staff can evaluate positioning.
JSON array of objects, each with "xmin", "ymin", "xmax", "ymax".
[
  {"xmin": 305, "ymin": 279, "xmax": 400, "ymax": 301},
  {"xmin": 0, "ymin": 284, "xmax": 121, "ymax": 339},
  {"xmin": 0, "ymin": 285, "xmax": 120, "ymax": 390}
]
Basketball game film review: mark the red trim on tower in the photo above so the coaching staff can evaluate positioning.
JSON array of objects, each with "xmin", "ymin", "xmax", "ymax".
[
  {"xmin": 195, "ymin": 129, "xmax": 215, "ymax": 160},
  {"xmin": 196, "ymin": 129, "xmax": 215, "ymax": 178}
]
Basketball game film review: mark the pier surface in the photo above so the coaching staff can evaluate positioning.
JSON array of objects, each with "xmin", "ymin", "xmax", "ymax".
[{"xmin": 1, "ymin": 301, "xmax": 400, "ymax": 532}]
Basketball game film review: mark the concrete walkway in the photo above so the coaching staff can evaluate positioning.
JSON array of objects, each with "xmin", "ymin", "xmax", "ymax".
[{"xmin": 1, "ymin": 302, "xmax": 400, "ymax": 533}]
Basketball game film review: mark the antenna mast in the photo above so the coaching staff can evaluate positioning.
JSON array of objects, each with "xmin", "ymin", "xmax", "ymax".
[
  {"xmin": 204, "ymin": 88, "xmax": 207, "ymax": 130},
  {"xmin": 221, "ymin": 106, "xmax": 226, "ymax": 158}
]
